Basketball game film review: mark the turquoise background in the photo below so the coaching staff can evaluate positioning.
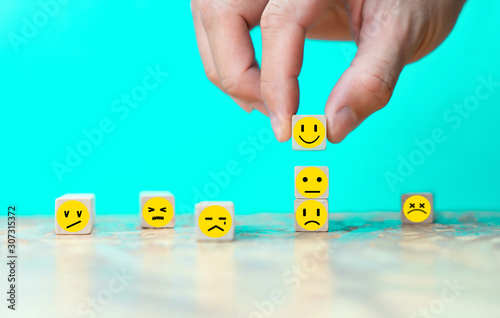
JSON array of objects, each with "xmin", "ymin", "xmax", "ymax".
[{"xmin": 1, "ymin": 0, "xmax": 499, "ymax": 215}]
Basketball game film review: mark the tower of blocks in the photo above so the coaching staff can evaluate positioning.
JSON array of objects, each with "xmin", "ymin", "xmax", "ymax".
[
  {"xmin": 294, "ymin": 166, "xmax": 329, "ymax": 232},
  {"xmin": 195, "ymin": 201, "xmax": 235, "ymax": 241},
  {"xmin": 140, "ymin": 191, "xmax": 175, "ymax": 229},
  {"xmin": 55, "ymin": 193, "xmax": 95, "ymax": 235},
  {"xmin": 292, "ymin": 114, "xmax": 329, "ymax": 232},
  {"xmin": 401, "ymin": 193, "xmax": 435, "ymax": 224}
]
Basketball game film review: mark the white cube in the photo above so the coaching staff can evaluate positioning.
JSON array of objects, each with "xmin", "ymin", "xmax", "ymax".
[
  {"xmin": 195, "ymin": 201, "xmax": 235, "ymax": 241},
  {"xmin": 140, "ymin": 191, "xmax": 175, "ymax": 228},
  {"xmin": 55, "ymin": 193, "xmax": 95, "ymax": 235},
  {"xmin": 295, "ymin": 166, "xmax": 329, "ymax": 199},
  {"xmin": 292, "ymin": 115, "xmax": 327, "ymax": 151},
  {"xmin": 294, "ymin": 199, "xmax": 329, "ymax": 232}
]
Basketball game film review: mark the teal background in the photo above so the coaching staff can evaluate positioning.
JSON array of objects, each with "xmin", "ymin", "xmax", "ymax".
[{"xmin": 1, "ymin": 0, "xmax": 499, "ymax": 215}]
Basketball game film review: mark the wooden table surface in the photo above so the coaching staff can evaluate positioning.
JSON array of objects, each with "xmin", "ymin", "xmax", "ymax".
[{"xmin": 1, "ymin": 212, "xmax": 500, "ymax": 318}]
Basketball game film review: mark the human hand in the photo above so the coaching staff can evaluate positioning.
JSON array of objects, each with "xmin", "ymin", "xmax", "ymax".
[{"xmin": 191, "ymin": 0, "xmax": 466, "ymax": 142}]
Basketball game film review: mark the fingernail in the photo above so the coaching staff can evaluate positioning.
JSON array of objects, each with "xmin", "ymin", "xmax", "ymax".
[
  {"xmin": 330, "ymin": 106, "xmax": 359, "ymax": 143},
  {"xmin": 269, "ymin": 112, "xmax": 282, "ymax": 141}
]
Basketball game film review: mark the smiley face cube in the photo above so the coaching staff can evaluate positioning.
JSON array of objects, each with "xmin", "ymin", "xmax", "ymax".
[
  {"xmin": 140, "ymin": 191, "xmax": 175, "ymax": 228},
  {"xmin": 401, "ymin": 193, "xmax": 434, "ymax": 224},
  {"xmin": 295, "ymin": 166, "xmax": 329, "ymax": 199},
  {"xmin": 295, "ymin": 199, "xmax": 329, "ymax": 232},
  {"xmin": 55, "ymin": 193, "xmax": 95, "ymax": 235},
  {"xmin": 195, "ymin": 201, "xmax": 235, "ymax": 241},
  {"xmin": 292, "ymin": 115, "xmax": 327, "ymax": 151}
]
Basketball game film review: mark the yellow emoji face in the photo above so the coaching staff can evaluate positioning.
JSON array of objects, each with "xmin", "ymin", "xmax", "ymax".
[
  {"xmin": 296, "ymin": 167, "xmax": 328, "ymax": 198},
  {"xmin": 198, "ymin": 205, "xmax": 233, "ymax": 238},
  {"xmin": 403, "ymin": 195, "xmax": 431, "ymax": 223},
  {"xmin": 142, "ymin": 197, "xmax": 174, "ymax": 227},
  {"xmin": 56, "ymin": 200, "xmax": 90, "ymax": 232},
  {"xmin": 293, "ymin": 116, "xmax": 325, "ymax": 149},
  {"xmin": 295, "ymin": 200, "xmax": 328, "ymax": 231}
]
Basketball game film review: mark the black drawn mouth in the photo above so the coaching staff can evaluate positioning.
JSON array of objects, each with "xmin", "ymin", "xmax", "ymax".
[
  {"xmin": 208, "ymin": 225, "xmax": 224, "ymax": 231},
  {"xmin": 152, "ymin": 216, "xmax": 165, "ymax": 220},
  {"xmin": 407, "ymin": 209, "xmax": 427, "ymax": 214},
  {"xmin": 304, "ymin": 220, "xmax": 320, "ymax": 225},
  {"xmin": 299, "ymin": 135, "xmax": 320, "ymax": 144},
  {"xmin": 66, "ymin": 221, "xmax": 81, "ymax": 229},
  {"xmin": 304, "ymin": 190, "xmax": 320, "ymax": 193}
]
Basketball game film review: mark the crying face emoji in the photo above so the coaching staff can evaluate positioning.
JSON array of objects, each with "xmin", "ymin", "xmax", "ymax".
[
  {"xmin": 142, "ymin": 197, "xmax": 174, "ymax": 227},
  {"xmin": 198, "ymin": 205, "xmax": 233, "ymax": 238}
]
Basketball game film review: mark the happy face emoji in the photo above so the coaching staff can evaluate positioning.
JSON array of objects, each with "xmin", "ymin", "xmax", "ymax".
[
  {"xmin": 292, "ymin": 115, "xmax": 327, "ymax": 150},
  {"xmin": 142, "ymin": 197, "xmax": 174, "ymax": 228},
  {"xmin": 295, "ymin": 200, "xmax": 328, "ymax": 232},
  {"xmin": 56, "ymin": 200, "xmax": 90, "ymax": 233},
  {"xmin": 402, "ymin": 194, "xmax": 433, "ymax": 223},
  {"xmin": 295, "ymin": 166, "xmax": 329, "ymax": 199}
]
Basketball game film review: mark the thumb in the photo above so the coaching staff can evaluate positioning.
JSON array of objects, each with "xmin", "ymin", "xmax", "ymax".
[{"xmin": 325, "ymin": 35, "xmax": 407, "ymax": 143}]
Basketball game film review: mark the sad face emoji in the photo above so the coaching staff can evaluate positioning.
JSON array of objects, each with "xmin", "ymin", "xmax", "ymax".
[
  {"xmin": 403, "ymin": 195, "xmax": 431, "ymax": 223},
  {"xmin": 295, "ymin": 200, "xmax": 328, "ymax": 231},
  {"xmin": 198, "ymin": 205, "xmax": 233, "ymax": 238}
]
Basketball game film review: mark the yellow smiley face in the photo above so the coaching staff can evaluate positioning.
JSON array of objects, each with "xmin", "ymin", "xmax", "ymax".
[
  {"xmin": 403, "ymin": 195, "xmax": 431, "ymax": 223},
  {"xmin": 296, "ymin": 167, "xmax": 328, "ymax": 198},
  {"xmin": 198, "ymin": 205, "xmax": 233, "ymax": 238},
  {"xmin": 142, "ymin": 197, "xmax": 174, "ymax": 227},
  {"xmin": 293, "ymin": 116, "xmax": 325, "ymax": 149},
  {"xmin": 295, "ymin": 200, "xmax": 328, "ymax": 231},
  {"xmin": 56, "ymin": 200, "xmax": 90, "ymax": 233}
]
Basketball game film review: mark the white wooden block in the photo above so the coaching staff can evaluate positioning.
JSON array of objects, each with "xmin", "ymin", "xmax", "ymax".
[
  {"xmin": 295, "ymin": 166, "xmax": 329, "ymax": 199},
  {"xmin": 292, "ymin": 115, "xmax": 327, "ymax": 151},
  {"xmin": 401, "ymin": 193, "xmax": 435, "ymax": 224},
  {"xmin": 195, "ymin": 201, "xmax": 235, "ymax": 241},
  {"xmin": 55, "ymin": 193, "xmax": 95, "ymax": 235},
  {"xmin": 140, "ymin": 191, "xmax": 175, "ymax": 228},
  {"xmin": 294, "ymin": 199, "xmax": 329, "ymax": 232}
]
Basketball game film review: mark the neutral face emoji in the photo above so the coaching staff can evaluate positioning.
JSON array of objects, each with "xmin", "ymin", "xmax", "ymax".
[
  {"xmin": 296, "ymin": 167, "xmax": 328, "ymax": 198},
  {"xmin": 293, "ymin": 116, "xmax": 325, "ymax": 149},
  {"xmin": 142, "ymin": 197, "xmax": 174, "ymax": 227},
  {"xmin": 198, "ymin": 205, "xmax": 233, "ymax": 238},
  {"xmin": 295, "ymin": 200, "xmax": 328, "ymax": 231},
  {"xmin": 56, "ymin": 200, "xmax": 90, "ymax": 232},
  {"xmin": 403, "ymin": 195, "xmax": 431, "ymax": 223}
]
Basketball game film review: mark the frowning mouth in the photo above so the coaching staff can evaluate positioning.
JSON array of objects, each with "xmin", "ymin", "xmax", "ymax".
[
  {"xmin": 66, "ymin": 221, "xmax": 81, "ymax": 229},
  {"xmin": 299, "ymin": 136, "xmax": 320, "ymax": 144},
  {"xmin": 304, "ymin": 220, "xmax": 320, "ymax": 225},
  {"xmin": 208, "ymin": 225, "xmax": 224, "ymax": 231},
  {"xmin": 407, "ymin": 209, "xmax": 427, "ymax": 214}
]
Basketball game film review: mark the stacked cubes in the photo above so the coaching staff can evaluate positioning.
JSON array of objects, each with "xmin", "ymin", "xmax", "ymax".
[{"xmin": 292, "ymin": 115, "xmax": 329, "ymax": 232}]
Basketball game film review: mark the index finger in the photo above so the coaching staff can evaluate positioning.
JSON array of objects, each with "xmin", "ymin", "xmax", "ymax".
[{"xmin": 260, "ymin": 0, "xmax": 329, "ymax": 141}]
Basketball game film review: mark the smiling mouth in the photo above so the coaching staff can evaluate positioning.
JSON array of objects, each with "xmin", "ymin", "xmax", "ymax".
[
  {"xmin": 304, "ymin": 220, "xmax": 320, "ymax": 225},
  {"xmin": 66, "ymin": 220, "xmax": 81, "ymax": 229},
  {"xmin": 299, "ymin": 135, "xmax": 320, "ymax": 144},
  {"xmin": 407, "ymin": 209, "xmax": 427, "ymax": 214},
  {"xmin": 152, "ymin": 216, "xmax": 164, "ymax": 220},
  {"xmin": 208, "ymin": 225, "xmax": 224, "ymax": 231}
]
